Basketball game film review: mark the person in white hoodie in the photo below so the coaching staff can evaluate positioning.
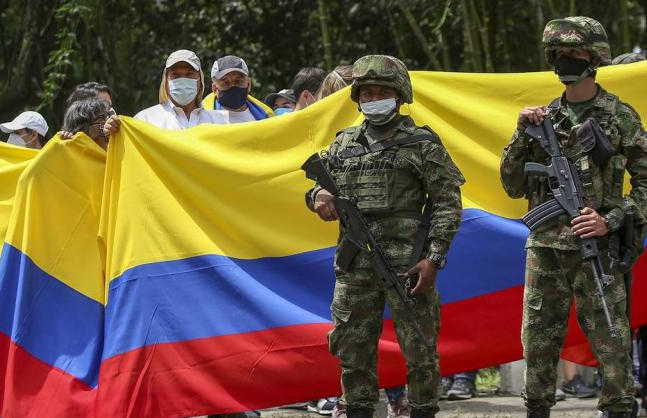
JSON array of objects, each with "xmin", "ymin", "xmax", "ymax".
[{"xmin": 135, "ymin": 49, "xmax": 225, "ymax": 129}]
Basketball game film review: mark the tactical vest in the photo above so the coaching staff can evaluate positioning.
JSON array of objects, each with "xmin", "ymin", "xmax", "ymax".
[{"xmin": 529, "ymin": 94, "xmax": 627, "ymax": 213}]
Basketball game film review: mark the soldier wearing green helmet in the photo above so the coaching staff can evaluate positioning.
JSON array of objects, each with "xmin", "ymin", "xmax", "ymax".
[
  {"xmin": 304, "ymin": 55, "xmax": 464, "ymax": 418},
  {"xmin": 501, "ymin": 16, "xmax": 647, "ymax": 418}
]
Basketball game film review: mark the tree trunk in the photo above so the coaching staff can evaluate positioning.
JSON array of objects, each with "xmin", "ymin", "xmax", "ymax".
[
  {"xmin": 397, "ymin": 0, "xmax": 442, "ymax": 69},
  {"xmin": 620, "ymin": 0, "xmax": 631, "ymax": 53},
  {"xmin": 476, "ymin": 0, "xmax": 494, "ymax": 72},
  {"xmin": 387, "ymin": 5, "xmax": 407, "ymax": 60},
  {"xmin": 317, "ymin": 0, "xmax": 333, "ymax": 70},
  {"xmin": 461, "ymin": 0, "xmax": 482, "ymax": 72},
  {"xmin": 535, "ymin": 0, "xmax": 545, "ymax": 70},
  {"xmin": 0, "ymin": 0, "xmax": 45, "ymax": 113}
]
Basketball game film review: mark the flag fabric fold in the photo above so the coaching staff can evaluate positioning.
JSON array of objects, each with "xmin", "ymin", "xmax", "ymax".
[
  {"xmin": 1, "ymin": 63, "xmax": 647, "ymax": 417},
  {"xmin": 0, "ymin": 135, "xmax": 106, "ymax": 417}
]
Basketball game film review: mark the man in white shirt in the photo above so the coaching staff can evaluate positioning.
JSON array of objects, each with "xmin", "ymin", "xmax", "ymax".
[{"xmin": 135, "ymin": 50, "xmax": 226, "ymax": 129}]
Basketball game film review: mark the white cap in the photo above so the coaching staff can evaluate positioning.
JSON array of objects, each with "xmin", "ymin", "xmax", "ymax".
[
  {"xmin": 165, "ymin": 49, "xmax": 201, "ymax": 71},
  {"xmin": 1, "ymin": 111, "xmax": 48, "ymax": 136}
]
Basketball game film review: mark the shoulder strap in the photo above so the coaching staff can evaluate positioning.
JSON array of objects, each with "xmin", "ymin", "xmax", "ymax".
[{"xmin": 337, "ymin": 133, "xmax": 438, "ymax": 160}]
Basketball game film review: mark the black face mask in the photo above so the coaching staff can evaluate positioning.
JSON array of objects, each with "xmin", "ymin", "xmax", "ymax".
[
  {"xmin": 218, "ymin": 86, "xmax": 247, "ymax": 109},
  {"xmin": 554, "ymin": 56, "xmax": 593, "ymax": 85}
]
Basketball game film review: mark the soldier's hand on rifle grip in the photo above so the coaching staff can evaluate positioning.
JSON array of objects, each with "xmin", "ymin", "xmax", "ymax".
[
  {"xmin": 314, "ymin": 189, "xmax": 339, "ymax": 221},
  {"xmin": 571, "ymin": 207, "xmax": 608, "ymax": 238},
  {"xmin": 407, "ymin": 259, "xmax": 437, "ymax": 295},
  {"xmin": 517, "ymin": 106, "xmax": 547, "ymax": 130}
]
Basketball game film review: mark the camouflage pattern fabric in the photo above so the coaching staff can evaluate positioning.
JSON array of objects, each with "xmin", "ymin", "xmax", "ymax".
[
  {"xmin": 500, "ymin": 85, "xmax": 647, "ymax": 413},
  {"xmin": 522, "ymin": 247, "xmax": 633, "ymax": 412},
  {"xmin": 543, "ymin": 16, "xmax": 611, "ymax": 66},
  {"xmin": 306, "ymin": 114, "xmax": 464, "ymax": 412},
  {"xmin": 350, "ymin": 55, "xmax": 413, "ymax": 104},
  {"xmin": 612, "ymin": 52, "xmax": 646, "ymax": 65},
  {"xmin": 330, "ymin": 268, "xmax": 441, "ymax": 411},
  {"xmin": 501, "ymin": 86, "xmax": 647, "ymax": 250}
]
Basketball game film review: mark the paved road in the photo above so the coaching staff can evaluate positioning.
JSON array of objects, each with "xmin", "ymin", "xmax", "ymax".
[{"xmin": 261, "ymin": 396, "xmax": 646, "ymax": 418}]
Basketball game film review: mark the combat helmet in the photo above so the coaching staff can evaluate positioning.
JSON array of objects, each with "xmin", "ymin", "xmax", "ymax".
[
  {"xmin": 542, "ymin": 16, "xmax": 611, "ymax": 66},
  {"xmin": 612, "ymin": 52, "xmax": 646, "ymax": 65},
  {"xmin": 350, "ymin": 55, "xmax": 413, "ymax": 104}
]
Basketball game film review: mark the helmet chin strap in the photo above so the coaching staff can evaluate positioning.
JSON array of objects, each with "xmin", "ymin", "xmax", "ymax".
[{"xmin": 557, "ymin": 65, "xmax": 595, "ymax": 86}]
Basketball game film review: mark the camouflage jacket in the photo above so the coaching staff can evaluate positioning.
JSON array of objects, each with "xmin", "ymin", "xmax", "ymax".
[
  {"xmin": 306, "ymin": 115, "xmax": 464, "ymax": 270},
  {"xmin": 500, "ymin": 85, "xmax": 647, "ymax": 250}
]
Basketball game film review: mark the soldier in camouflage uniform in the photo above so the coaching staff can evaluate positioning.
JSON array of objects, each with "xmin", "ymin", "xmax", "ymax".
[
  {"xmin": 500, "ymin": 17, "xmax": 647, "ymax": 418},
  {"xmin": 305, "ymin": 55, "xmax": 464, "ymax": 418}
]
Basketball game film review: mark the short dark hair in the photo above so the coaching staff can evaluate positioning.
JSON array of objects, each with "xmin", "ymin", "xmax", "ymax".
[
  {"xmin": 290, "ymin": 67, "xmax": 326, "ymax": 100},
  {"xmin": 66, "ymin": 82, "xmax": 113, "ymax": 107},
  {"xmin": 62, "ymin": 98, "xmax": 112, "ymax": 136}
]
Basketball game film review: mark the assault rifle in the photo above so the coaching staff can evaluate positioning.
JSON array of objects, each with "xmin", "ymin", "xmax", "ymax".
[
  {"xmin": 302, "ymin": 153, "xmax": 435, "ymax": 352},
  {"xmin": 521, "ymin": 119, "xmax": 617, "ymax": 337}
]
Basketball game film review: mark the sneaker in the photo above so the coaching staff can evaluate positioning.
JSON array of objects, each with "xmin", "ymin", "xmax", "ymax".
[
  {"xmin": 561, "ymin": 375, "xmax": 596, "ymax": 399},
  {"xmin": 555, "ymin": 388, "xmax": 566, "ymax": 402},
  {"xmin": 632, "ymin": 374, "xmax": 643, "ymax": 397},
  {"xmin": 386, "ymin": 394, "xmax": 410, "ymax": 418},
  {"xmin": 447, "ymin": 378, "xmax": 475, "ymax": 400},
  {"xmin": 308, "ymin": 398, "xmax": 338, "ymax": 415},
  {"xmin": 332, "ymin": 404, "xmax": 347, "ymax": 418},
  {"xmin": 439, "ymin": 377, "xmax": 453, "ymax": 400}
]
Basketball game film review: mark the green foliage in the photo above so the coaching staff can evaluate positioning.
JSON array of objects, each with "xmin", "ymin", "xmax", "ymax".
[
  {"xmin": 38, "ymin": 1, "xmax": 93, "ymax": 115},
  {"xmin": 0, "ymin": 0, "xmax": 645, "ymax": 132}
]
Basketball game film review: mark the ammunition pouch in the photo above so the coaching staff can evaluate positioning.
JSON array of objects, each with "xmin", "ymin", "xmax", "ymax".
[
  {"xmin": 336, "ymin": 239, "xmax": 361, "ymax": 271},
  {"xmin": 577, "ymin": 118, "xmax": 616, "ymax": 167},
  {"xmin": 612, "ymin": 209, "xmax": 646, "ymax": 273}
]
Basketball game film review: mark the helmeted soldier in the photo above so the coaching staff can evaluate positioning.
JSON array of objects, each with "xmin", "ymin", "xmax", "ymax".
[
  {"xmin": 500, "ymin": 17, "xmax": 647, "ymax": 418},
  {"xmin": 304, "ymin": 55, "xmax": 464, "ymax": 418}
]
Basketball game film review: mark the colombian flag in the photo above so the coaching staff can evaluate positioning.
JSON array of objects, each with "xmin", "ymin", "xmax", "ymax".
[{"xmin": 1, "ymin": 62, "xmax": 647, "ymax": 417}]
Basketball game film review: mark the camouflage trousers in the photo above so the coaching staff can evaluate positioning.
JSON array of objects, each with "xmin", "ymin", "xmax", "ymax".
[
  {"xmin": 328, "ymin": 268, "xmax": 440, "ymax": 412},
  {"xmin": 522, "ymin": 247, "xmax": 634, "ymax": 412}
]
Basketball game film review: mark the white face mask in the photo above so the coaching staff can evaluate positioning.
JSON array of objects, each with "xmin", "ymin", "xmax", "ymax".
[
  {"xmin": 168, "ymin": 77, "xmax": 198, "ymax": 106},
  {"xmin": 359, "ymin": 98, "xmax": 398, "ymax": 126},
  {"xmin": 8, "ymin": 133, "xmax": 26, "ymax": 147}
]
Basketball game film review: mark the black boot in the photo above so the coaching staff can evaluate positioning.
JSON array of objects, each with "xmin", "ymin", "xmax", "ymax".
[
  {"xmin": 410, "ymin": 407, "xmax": 436, "ymax": 418},
  {"xmin": 603, "ymin": 399, "xmax": 640, "ymax": 418},
  {"xmin": 527, "ymin": 408, "xmax": 550, "ymax": 418},
  {"xmin": 346, "ymin": 406, "xmax": 373, "ymax": 418}
]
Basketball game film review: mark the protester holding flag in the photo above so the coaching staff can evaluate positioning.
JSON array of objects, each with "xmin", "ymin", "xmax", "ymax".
[
  {"xmin": 306, "ymin": 55, "xmax": 464, "ymax": 418},
  {"xmin": 264, "ymin": 89, "xmax": 296, "ymax": 115},
  {"xmin": 291, "ymin": 67, "xmax": 326, "ymax": 111},
  {"xmin": 316, "ymin": 65, "xmax": 353, "ymax": 101},
  {"xmin": 66, "ymin": 81, "xmax": 114, "ymax": 107},
  {"xmin": 62, "ymin": 98, "xmax": 115, "ymax": 150},
  {"xmin": 202, "ymin": 55, "xmax": 273, "ymax": 122},
  {"xmin": 0, "ymin": 111, "xmax": 49, "ymax": 149},
  {"xmin": 135, "ymin": 49, "xmax": 226, "ymax": 129},
  {"xmin": 500, "ymin": 16, "xmax": 647, "ymax": 418}
]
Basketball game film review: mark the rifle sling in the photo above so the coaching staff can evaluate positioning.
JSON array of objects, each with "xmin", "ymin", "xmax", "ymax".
[{"xmin": 337, "ymin": 133, "xmax": 438, "ymax": 160}]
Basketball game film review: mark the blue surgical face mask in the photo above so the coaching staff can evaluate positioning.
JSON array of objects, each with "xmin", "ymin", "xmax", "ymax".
[
  {"xmin": 359, "ymin": 98, "xmax": 398, "ymax": 125},
  {"xmin": 168, "ymin": 77, "xmax": 198, "ymax": 106},
  {"xmin": 274, "ymin": 107, "xmax": 293, "ymax": 116}
]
